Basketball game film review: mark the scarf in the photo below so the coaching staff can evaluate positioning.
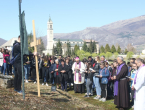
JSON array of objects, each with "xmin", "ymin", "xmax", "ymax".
[
  {"xmin": 114, "ymin": 63, "xmax": 125, "ymax": 96},
  {"xmin": 75, "ymin": 62, "xmax": 81, "ymax": 83},
  {"xmin": 134, "ymin": 64, "xmax": 144, "ymax": 98}
]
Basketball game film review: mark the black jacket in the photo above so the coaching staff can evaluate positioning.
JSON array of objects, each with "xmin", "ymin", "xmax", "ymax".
[
  {"xmin": 58, "ymin": 64, "xmax": 69, "ymax": 81},
  {"xmin": 41, "ymin": 60, "xmax": 51, "ymax": 68},
  {"xmin": 86, "ymin": 70, "xmax": 94, "ymax": 82},
  {"xmin": 31, "ymin": 57, "xmax": 36, "ymax": 68},
  {"xmin": 93, "ymin": 63, "xmax": 100, "ymax": 75},
  {"xmin": 66, "ymin": 63, "xmax": 72, "ymax": 79},
  {"xmin": 13, "ymin": 41, "xmax": 21, "ymax": 66}
]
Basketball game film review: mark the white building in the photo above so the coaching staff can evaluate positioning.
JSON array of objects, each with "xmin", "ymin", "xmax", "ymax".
[
  {"xmin": 0, "ymin": 38, "xmax": 18, "ymax": 51},
  {"xmin": 43, "ymin": 17, "xmax": 99, "ymax": 55},
  {"xmin": 142, "ymin": 49, "xmax": 145, "ymax": 55}
]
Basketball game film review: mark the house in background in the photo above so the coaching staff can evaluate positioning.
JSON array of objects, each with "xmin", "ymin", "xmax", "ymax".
[{"xmin": 0, "ymin": 38, "xmax": 18, "ymax": 51}]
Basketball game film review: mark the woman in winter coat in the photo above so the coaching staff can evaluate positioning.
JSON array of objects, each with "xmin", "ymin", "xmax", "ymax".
[
  {"xmin": 93, "ymin": 56, "xmax": 101, "ymax": 100},
  {"xmin": 54, "ymin": 59, "xmax": 60, "ymax": 89},
  {"xmin": 42, "ymin": 56, "xmax": 50, "ymax": 86},
  {"xmin": 99, "ymin": 62, "xmax": 110, "ymax": 102},
  {"xmin": 65, "ymin": 58, "xmax": 72, "ymax": 90},
  {"xmin": 84, "ymin": 62, "xmax": 94, "ymax": 97},
  {"xmin": 49, "ymin": 59, "xmax": 55, "ymax": 85},
  {"xmin": 3, "ymin": 49, "xmax": 10, "ymax": 75}
]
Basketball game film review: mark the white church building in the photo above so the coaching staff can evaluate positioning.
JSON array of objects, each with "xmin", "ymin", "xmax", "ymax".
[{"xmin": 43, "ymin": 17, "xmax": 99, "ymax": 55}]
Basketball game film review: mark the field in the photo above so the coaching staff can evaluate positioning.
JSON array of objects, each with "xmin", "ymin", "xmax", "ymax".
[{"xmin": 0, "ymin": 80, "xmax": 133, "ymax": 110}]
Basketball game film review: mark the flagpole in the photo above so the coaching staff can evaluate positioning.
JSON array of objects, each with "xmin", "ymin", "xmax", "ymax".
[{"xmin": 18, "ymin": 0, "xmax": 25, "ymax": 99}]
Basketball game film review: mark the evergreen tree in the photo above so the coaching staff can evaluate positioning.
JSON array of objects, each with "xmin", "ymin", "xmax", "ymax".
[
  {"xmin": 93, "ymin": 41, "xmax": 97, "ymax": 52},
  {"xmin": 82, "ymin": 41, "xmax": 87, "ymax": 51},
  {"xmin": 74, "ymin": 45, "xmax": 80, "ymax": 55},
  {"xmin": 28, "ymin": 33, "xmax": 34, "ymax": 53},
  {"xmin": 100, "ymin": 45, "xmax": 105, "ymax": 53},
  {"xmin": 105, "ymin": 44, "xmax": 111, "ymax": 53},
  {"xmin": 37, "ymin": 38, "xmax": 45, "ymax": 54},
  {"xmin": 66, "ymin": 40, "xmax": 71, "ymax": 56},
  {"xmin": 117, "ymin": 45, "xmax": 121, "ymax": 54},
  {"xmin": 71, "ymin": 49, "xmax": 75, "ymax": 57},
  {"xmin": 56, "ymin": 39, "xmax": 62, "ymax": 55},
  {"xmin": 89, "ymin": 40, "xmax": 93, "ymax": 53},
  {"xmin": 111, "ymin": 45, "xmax": 116, "ymax": 53},
  {"xmin": 124, "ymin": 48, "xmax": 128, "ymax": 54}
]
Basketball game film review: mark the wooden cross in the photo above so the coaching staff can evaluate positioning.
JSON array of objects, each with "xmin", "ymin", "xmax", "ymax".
[{"xmin": 30, "ymin": 20, "xmax": 41, "ymax": 97}]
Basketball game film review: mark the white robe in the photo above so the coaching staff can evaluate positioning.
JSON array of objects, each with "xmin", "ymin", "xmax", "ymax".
[
  {"xmin": 0, "ymin": 52, "xmax": 3, "ymax": 66},
  {"xmin": 134, "ymin": 66, "xmax": 145, "ymax": 110},
  {"xmin": 72, "ymin": 62, "xmax": 85, "ymax": 84}
]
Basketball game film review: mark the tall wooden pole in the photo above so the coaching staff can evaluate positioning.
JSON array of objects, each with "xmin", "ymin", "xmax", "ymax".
[
  {"xmin": 18, "ymin": 0, "xmax": 25, "ymax": 99},
  {"xmin": 32, "ymin": 20, "xmax": 41, "ymax": 97}
]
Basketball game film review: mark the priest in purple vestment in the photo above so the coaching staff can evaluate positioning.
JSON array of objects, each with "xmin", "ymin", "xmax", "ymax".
[{"xmin": 113, "ymin": 56, "xmax": 130, "ymax": 109}]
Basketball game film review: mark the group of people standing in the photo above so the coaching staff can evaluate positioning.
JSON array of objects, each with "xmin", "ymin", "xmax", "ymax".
[
  {"xmin": 0, "ymin": 48, "xmax": 13, "ymax": 75},
  {"xmin": 0, "ymin": 36, "xmax": 145, "ymax": 110}
]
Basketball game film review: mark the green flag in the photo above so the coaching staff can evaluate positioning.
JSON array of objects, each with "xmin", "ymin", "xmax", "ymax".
[{"xmin": 21, "ymin": 11, "xmax": 29, "ymax": 55}]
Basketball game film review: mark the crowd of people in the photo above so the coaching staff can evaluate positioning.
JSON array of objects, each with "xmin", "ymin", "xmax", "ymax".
[{"xmin": 0, "ymin": 36, "xmax": 145, "ymax": 110}]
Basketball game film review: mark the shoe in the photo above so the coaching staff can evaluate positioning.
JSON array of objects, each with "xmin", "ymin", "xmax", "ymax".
[
  {"xmin": 94, "ymin": 96, "xmax": 101, "ymax": 100},
  {"xmin": 34, "ymin": 81, "xmax": 37, "ymax": 84},
  {"xmin": 90, "ymin": 94, "xmax": 93, "ymax": 96},
  {"xmin": 132, "ymin": 105, "xmax": 134, "ymax": 108},
  {"xmin": 99, "ymin": 98, "xmax": 103, "ymax": 101},
  {"xmin": 17, "ymin": 90, "xmax": 23, "ymax": 94},
  {"xmin": 101, "ymin": 98, "xmax": 106, "ymax": 102},
  {"xmin": 42, "ymin": 83, "xmax": 44, "ymax": 85},
  {"xmin": 14, "ymin": 89, "xmax": 17, "ymax": 92},
  {"xmin": 84, "ymin": 95, "xmax": 89, "ymax": 98},
  {"xmin": 25, "ymin": 80, "xmax": 29, "ymax": 83},
  {"xmin": 85, "ymin": 93, "xmax": 87, "ymax": 95},
  {"xmin": 46, "ymin": 83, "xmax": 49, "ymax": 86}
]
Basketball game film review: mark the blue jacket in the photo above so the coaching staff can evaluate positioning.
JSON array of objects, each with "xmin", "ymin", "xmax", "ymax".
[
  {"xmin": 128, "ymin": 66, "xmax": 131, "ymax": 76},
  {"xmin": 99, "ymin": 67, "xmax": 110, "ymax": 84},
  {"xmin": 49, "ymin": 63, "xmax": 56, "ymax": 76}
]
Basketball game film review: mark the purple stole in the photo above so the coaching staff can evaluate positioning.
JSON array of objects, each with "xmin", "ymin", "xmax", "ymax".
[
  {"xmin": 114, "ymin": 63, "xmax": 125, "ymax": 96},
  {"xmin": 134, "ymin": 64, "xmax": 144, "ymax": 98},
  {"xmin": 75, "ymin": 62, "xmax": 81, "ymax": 83}
]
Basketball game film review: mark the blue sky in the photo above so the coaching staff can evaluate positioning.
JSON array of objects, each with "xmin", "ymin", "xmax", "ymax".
[{"xmin": 0, "ymin": 0, "xmax": 145, "ymax": 40}]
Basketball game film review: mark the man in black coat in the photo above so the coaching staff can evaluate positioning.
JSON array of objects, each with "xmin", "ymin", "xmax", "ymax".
[
  {"xmin": 58, "ymin": 60, "xmax": 69, "ymax": 92},
  {"xmin": 13, "ymin": 36, "xmax": 23, "ymax": 94}
]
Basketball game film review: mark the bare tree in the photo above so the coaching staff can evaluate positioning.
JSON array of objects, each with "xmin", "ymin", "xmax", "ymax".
[{"xmin": 127, "ymin": 43, "xmax": 136, "ymax": 53}]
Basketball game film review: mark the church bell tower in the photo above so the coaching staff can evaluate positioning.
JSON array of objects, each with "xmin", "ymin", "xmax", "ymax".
[{"xmin": 46, "ymin": 16, "xmax": 54, "ymax": 54}]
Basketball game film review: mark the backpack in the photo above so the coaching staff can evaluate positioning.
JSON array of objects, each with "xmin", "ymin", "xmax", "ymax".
[{"xmin": 10, "ymin": 43, "xmax": 20, "ymax": 65}]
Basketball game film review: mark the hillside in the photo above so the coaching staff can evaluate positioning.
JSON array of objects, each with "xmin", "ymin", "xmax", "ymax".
[
  {"xmin": 0, "ymin": 38, "xmax": 7, "ymax": 46},
  {"xmin": 42, "ymin": 15, "xmax": 145, "ymax": 52}
]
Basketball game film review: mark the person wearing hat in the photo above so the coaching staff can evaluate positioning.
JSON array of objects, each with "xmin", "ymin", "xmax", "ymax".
[{"xmin": 72, "ymin": 57, "xmax": 85, "ymax": 93}]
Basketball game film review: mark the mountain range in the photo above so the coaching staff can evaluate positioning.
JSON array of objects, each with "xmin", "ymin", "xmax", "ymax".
[
  {"xmin": 41, "ymin": 15, "xmax": 145, "ymax": 52},
  {"xmin": 0, "ymin": 38, "xmax": 7, "ymax": 47}
]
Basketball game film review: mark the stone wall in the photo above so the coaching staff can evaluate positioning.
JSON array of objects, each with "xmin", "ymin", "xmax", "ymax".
[{"xmin": 0, "ymin": 74, "xmax": 14, "ymax": 89}]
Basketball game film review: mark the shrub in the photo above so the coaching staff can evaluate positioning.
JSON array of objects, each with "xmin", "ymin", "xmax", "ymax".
[{"xmin": 127, "ymin": 51, "xmax": 134, "ymax": 59}]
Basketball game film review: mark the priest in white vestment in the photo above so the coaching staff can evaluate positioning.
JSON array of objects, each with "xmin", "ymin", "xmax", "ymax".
[
  {"xmin": 72, "ymin": 57, "xmax": 85, "ymax": 93},
  {"xmin": 132, "ymin": 58, "xmax": 145, "ymax": 110}
]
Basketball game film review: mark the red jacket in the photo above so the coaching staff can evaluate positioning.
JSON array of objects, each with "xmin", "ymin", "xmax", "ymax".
[{"xmin": 3, "ymin": 54, "xmax": 10, "ymax": 63}]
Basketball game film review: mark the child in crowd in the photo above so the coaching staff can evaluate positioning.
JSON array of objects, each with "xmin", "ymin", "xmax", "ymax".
[
  {"xmin": 99, "ymin": 62, "xmax": 110, "ymax": 102},
  {"xmin": 84, "ymin": 62, "xmax": 94, "ymax": 97}
]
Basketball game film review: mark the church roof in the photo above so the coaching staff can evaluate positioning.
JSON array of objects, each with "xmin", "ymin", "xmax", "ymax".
[
  {"xmin": 0, "ymin": 37, "xmax": 18, "ymax": 48},
  {"xmin": 83, "ymin": 39, "xmax": 98, "ymax": 42},
  {"xmin": 53, "ymin": 38, "xmax": 83, "ymax": 42},
  {"xmin": 70, "ymin": 44, "xmax": 83, "ymax": 47}
]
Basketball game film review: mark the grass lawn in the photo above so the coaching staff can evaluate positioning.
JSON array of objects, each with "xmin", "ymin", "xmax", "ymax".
[
  {"xmin": 0, "ymin": 76, "xmax": 133, "ymax": 110},
  {"xmin": 66, "ymin": 86, "xmax": 133, "ymax": 110}
]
